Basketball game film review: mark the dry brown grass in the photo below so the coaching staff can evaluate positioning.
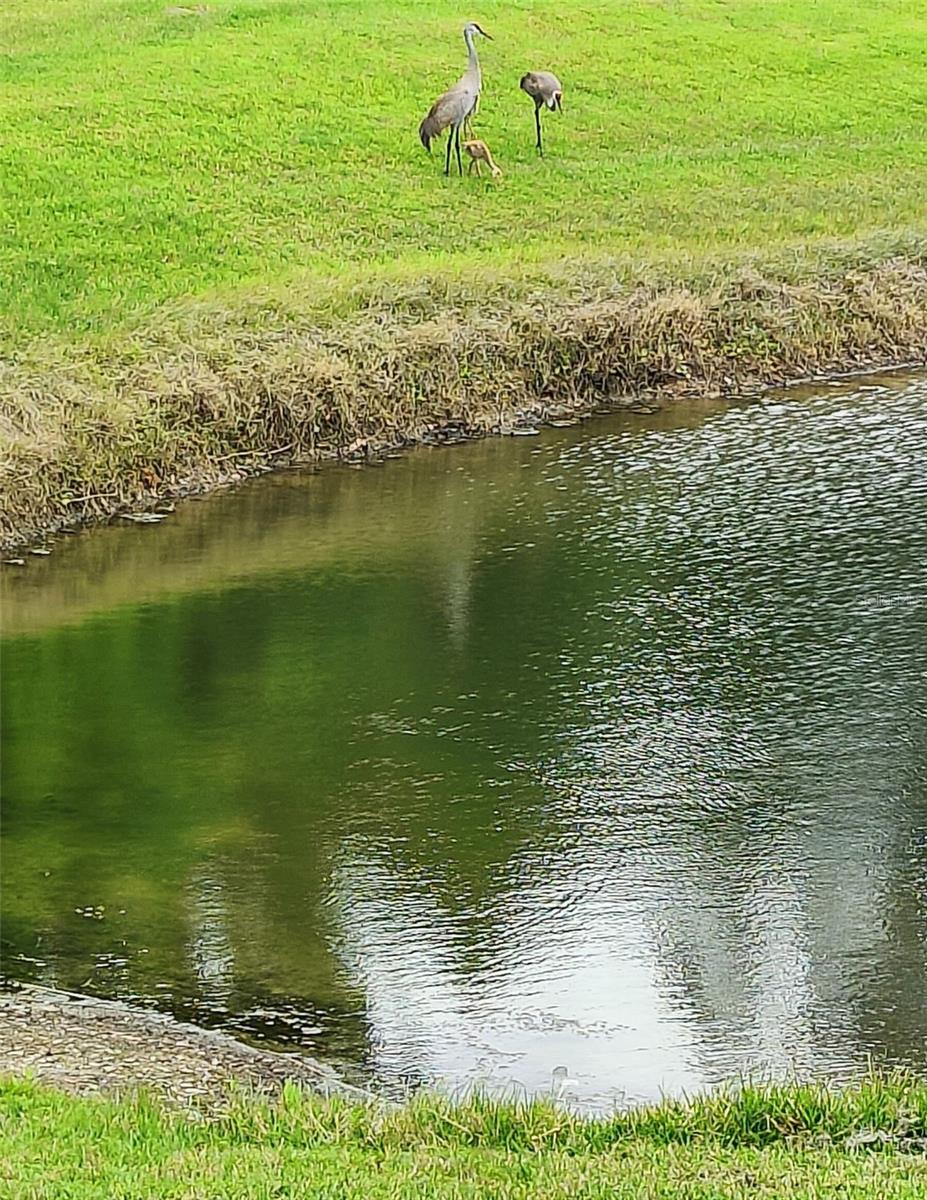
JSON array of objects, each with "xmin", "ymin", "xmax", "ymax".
[{"xmin": 2, "ymin": 243, "xmax": 926, "ymax": 549}]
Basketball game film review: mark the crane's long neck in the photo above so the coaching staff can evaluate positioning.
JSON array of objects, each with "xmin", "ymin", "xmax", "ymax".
[{"xmin": 464, "ymin": 29, "xmax": 481, "ymax": 85}]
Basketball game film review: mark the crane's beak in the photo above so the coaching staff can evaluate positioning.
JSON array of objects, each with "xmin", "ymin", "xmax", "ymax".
[{"xmin": 477, "ymin": 26, "xmax": 493, "ymax": 39}]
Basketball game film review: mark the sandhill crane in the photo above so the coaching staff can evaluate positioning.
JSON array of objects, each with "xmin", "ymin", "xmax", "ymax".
[
  {"xmin": 463, "ymin": 138, "xmax": 502, "ymax": 177},
  {"xmin": 419, "ymin": 22, "xmax": 493, "ymax": 176},
  {"xmin": 519, "ymin": 71, "xmax": 563, "ymax": 156}
]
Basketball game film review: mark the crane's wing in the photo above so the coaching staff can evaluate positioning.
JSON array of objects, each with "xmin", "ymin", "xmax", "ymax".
[
  {"xmin": 419, "ymin": 78, "xmax": 478, "ymax": 149},
  {"xmin": 520, "ymin": 71, "xmax": 563, "ymax": 107}
]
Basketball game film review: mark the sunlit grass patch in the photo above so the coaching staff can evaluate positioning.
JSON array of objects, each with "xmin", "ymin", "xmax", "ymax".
[
  {"xmin": 2, "ymin": 0, "xmax": 926, "ymax": 344},
  {"xmin": 3, "ymin": 1075, "xmax": 927, "ymax": 1198}
]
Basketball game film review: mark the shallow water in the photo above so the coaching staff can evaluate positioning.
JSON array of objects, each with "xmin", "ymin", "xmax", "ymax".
[{"xmin": 3, "ymin": 372, "xmax": 927, "ymax": 1110}]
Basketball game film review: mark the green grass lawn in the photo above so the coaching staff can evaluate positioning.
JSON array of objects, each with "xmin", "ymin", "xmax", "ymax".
[
  {"xmin": 3, "ymin": 0, "xmax": 926, "ymax": 347},
  {"xmin": 4, "ymin": 1077, "xmax": 927, "ymax": 1199}
]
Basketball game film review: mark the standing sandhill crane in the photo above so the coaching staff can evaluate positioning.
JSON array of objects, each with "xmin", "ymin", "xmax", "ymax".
[
  {"xmin": 519, "ymin": 71, "xmax": 563, "ymax": 156},
  {"xmin": 419, "ymin": 22, "xmax": 493, "ymax": 176}
]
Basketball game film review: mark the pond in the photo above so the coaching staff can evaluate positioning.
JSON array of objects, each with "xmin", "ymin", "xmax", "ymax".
[{"xmin": 2, "ymin": 370, "xmax": 926, "ymax": 1110}]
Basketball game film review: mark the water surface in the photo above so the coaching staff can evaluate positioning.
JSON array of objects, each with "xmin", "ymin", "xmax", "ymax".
[{"xmin": 3, "ymin": 373, "xmax": 926, "ymax": 1109}]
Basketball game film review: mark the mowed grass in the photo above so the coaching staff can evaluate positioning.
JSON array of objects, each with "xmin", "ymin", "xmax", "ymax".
[
  {"xmin": 2, "ymin": 0, "xmax": 926, "ymax": 346},
  {"xmin": 4, "ymin": 1076, "xmax": 927, "ymax": 1199}
]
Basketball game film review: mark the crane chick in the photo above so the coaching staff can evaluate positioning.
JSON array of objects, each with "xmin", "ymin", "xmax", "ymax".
[
  {"xmin": 519, "ymin": 71, "xmax": 563, "ymax": 156},
  {"xmin": 463, "ymin": 138, "xmax": 502, "ymax": 178}
]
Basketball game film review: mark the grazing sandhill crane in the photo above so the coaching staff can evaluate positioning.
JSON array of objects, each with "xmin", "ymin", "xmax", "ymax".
[
  {"xmin": 463, "ymin": 138, "xmax": 502, "ymax": 177},
  {"xmin": 519, "ymin": 71, "xmax": 563, "ymax": 156},
  {"xmin": 419, "ymin": 22, "xmax": 493, "ymax": 176}
]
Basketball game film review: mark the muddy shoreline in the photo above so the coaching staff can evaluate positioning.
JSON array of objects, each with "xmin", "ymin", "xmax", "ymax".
[
  {"xmin": 0, "ymin": 984, "xmax": 377, "ymax": 1110},
  {"xmin": 5, "ymin": 353, "xmax": 926, "ymax": 562}
]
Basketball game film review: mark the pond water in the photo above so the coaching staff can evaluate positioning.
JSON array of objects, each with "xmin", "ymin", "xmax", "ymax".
[{"xmin": 3, "ymin": 371, "xmax": 927, "ymax": 1110}]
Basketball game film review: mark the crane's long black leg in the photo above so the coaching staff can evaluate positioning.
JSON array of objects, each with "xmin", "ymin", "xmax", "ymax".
[
  {"xmin": 535, "ymin": 105, "xmax": 543, "ymax": 156},
  {"xmin": 455, "ymin": 125, "xmax": 463, "ymax": 175},
  {"xmin": 444, "ymin": 129, "xmax": 453, "ymax": 176}
]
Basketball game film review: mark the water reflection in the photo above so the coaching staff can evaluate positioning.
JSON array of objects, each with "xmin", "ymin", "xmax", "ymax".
[{"xmin": 2, "ymin": 372, "xmax": 926, "ymax": 1107}]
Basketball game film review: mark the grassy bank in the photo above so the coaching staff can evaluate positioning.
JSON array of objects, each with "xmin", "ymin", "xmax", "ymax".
[
  {"xmin": 4, "ymin": 243, "xmax": 927, "ymax": 548},
  {"xmin": 4, "ymin": 1075, "xmax": 927, "ymax": 1198},
  {"xmin": 2, "ymin": 0, "xmax": 927, "ymax": 545}
]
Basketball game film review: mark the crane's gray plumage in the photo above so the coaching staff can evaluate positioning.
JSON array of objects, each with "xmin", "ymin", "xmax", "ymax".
[
  {"xmin": 519, "ymin": 70, "xmax": 563, "ymax": 155},
  {"xmin": 420, "ymin": 22, "xmax": 492, "ymax": 176}
]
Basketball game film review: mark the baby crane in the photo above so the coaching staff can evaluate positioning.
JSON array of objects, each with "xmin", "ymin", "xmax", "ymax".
[
  {"xmin": 463, "ymin": 139, "xmax": 502, "ymax": 177},
  {"xmin": 419, "ymin": 22, "xmax": 493, "ymax": 176},
  {"xmin": 519, "ymin": 71, "xmax": 563, "ymax": 156}
]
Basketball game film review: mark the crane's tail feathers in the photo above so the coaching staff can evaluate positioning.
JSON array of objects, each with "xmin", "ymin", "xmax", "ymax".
[{"xmin": 419, "ymin": 111, "xmax": 445, "ymax": 152}]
